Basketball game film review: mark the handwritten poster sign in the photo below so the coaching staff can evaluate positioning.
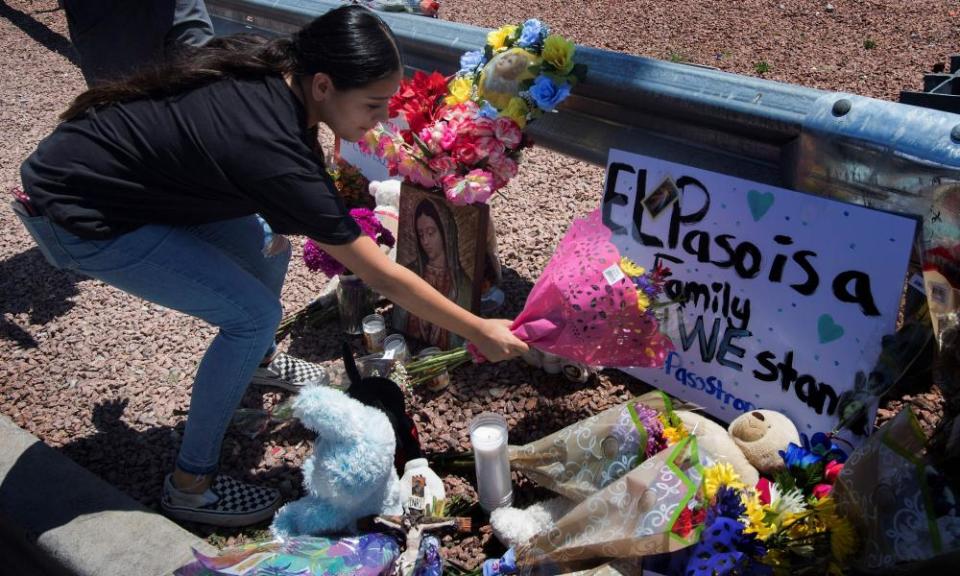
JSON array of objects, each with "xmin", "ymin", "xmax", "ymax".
[{"xmin": 603, "ymin": 149, "xmax": 917, "ymax": 438}]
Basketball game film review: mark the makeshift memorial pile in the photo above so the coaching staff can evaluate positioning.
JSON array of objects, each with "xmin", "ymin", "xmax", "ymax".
[
  {"xmin": 404, "ymin": 208, "xmax": 675, "ymax": 383},
  {"xmin": 360, "ymin": 19, "xmax": 584, "ymax": 205},
  {"xmin": 476, "ymin": 388, "xmax": 960, "ymax": 576}
]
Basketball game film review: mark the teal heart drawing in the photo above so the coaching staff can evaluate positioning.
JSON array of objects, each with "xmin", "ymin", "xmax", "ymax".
[
  {"xmin": 817, "ymin": 314, "xmax": 844, "ymax": 344},
  {"xmin": 747, "ymin": 190, "xmax": 775, "ymax": 221}
]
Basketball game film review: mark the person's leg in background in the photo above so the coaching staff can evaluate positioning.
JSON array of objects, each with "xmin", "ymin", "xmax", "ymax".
[
  {"xmin": 44, "ymin": 220, "xmax": 283, "ymax": 526},
  {"xmin": 59, "ymin": 0, "xmax": 213, "ymax": 86},
  {"xmin": 166, "ymin": 0, "xmax": 214, "ymax": 54}
]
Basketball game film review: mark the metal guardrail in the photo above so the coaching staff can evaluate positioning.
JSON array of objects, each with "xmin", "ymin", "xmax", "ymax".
[{"xmin": 206, "ymin": 0, "xmax": 960, "ymax": 225}]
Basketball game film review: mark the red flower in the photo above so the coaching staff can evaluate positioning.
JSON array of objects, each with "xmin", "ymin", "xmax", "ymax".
[
  {"xmin": 755, "ymin": 477, "xmax": 772, "ymax": 505},
  {"xmin": 389, "ymin": 71, "xmax": 449, "ymax": 134},
  {"xmin": 812, "ymin": 483, "xmax": 833, "ymax": 500},
  {"xmin": 671, "ymin": 506, "xmax": 706, "ymax": 538},
  {"xmin": 825, "ymin": 460, "xmax": 844, "ymax": 483}
]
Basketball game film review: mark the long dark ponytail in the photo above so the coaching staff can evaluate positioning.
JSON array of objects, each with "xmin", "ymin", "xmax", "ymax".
[{"xmin": 60, "ymin": 5, "xmax": 401, "ymax": 122}]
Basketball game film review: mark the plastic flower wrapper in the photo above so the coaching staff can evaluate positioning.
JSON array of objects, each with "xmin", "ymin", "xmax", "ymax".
[
  {"xmin": 507, "ymin": 391, "xmax": 688, "ymax": 503},
  {"xmin": 173, "ymin": 533, "xmax": 399, "ymax": 576},
  {"xmin": 510, "ymin": 436, "xmax": 705, "ymax": 574},
  {"xmin": 475, "ymin": 209, "xmax": 673, "ymax": 367},
  {"xmin": 831, "ymin": 408, "xmax": 960, "ymax": 572}
]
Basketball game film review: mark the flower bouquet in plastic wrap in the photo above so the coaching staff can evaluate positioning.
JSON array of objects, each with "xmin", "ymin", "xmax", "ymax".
[
  {"xmin": 406, "ymin": 209, "xmax": 675, "ymax": 383},
  {"xmin": 502, "ymin": 435, "xmax": 706, "ymax": 575},
  {"xmin": 506, "ymin": 390, "xmax": 688, "ymax": 502},
  {"xmin": 831, "ymin": 408, "xmax": 960, "ymax": 573}
]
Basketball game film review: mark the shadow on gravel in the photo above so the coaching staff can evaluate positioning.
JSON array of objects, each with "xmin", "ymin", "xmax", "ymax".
[
  {"xmin": 0, "ymin": 247, "xmax": 83, "ymax": 348},
  {"xmin": 54, "ymin": 398, "xmax": 302, "ymax": 527},
  {"xmin": 0, "ymin": 1, "xmax": 79, "ymax": 67}
]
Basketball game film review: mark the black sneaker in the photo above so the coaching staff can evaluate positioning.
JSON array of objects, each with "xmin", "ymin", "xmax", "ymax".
[
  {"xmin": 161, "ymin": 474, "xmax": 281, "ymax": 527},
  {"xmin": 251, "ymin": 352, "xmax": 329, "ymax": 391}
]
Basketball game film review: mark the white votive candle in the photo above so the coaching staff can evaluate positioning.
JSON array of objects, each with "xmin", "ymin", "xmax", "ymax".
[{"xmin": 470, "ymin": 413, "xmax": 513, "ymax": 512}]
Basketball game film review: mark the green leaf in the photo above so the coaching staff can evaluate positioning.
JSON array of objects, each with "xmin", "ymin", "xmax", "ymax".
[{"xmin": 527, "ymin": 63, "xmax": 543, "ymax": 77}]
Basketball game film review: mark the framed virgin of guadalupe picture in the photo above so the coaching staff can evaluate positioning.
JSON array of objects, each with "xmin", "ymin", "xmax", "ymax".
[{"xmin": 393, "ymin": 184, "xmax": 489, "ymax": 350}]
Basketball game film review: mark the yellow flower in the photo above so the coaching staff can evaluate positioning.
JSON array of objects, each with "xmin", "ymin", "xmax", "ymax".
[
  {"xmin": 814, "ymin": 497, "xmax": 858, "ymax": 561},
  {"xmin": 502, "ymin": 97, "xmax": 529, "ymax": 129},
  {"xmin": 659, "ymin": 413, "xmax": 688, "ymax": 444},
  {"xmin": 636, "ymin": 291, "xmax": 651, "ymax": 313},
  {"xmin": 619, "ymin": 256, "xmax": 645, "ymax": 277},
  {"xmin": 542, "ymin": 34, "xmax": 576, "ymax": 75},
  {"xmin": 702, "ymin": 462, "xmax": 745, "ymax": 500},
  {"xmin": 487, "ymin": 25, "xmax": 518, "ymax": 52},
  {"xmin": 445, "ymin": 76, "xmax": 473, "ymax": 105},
  {"xmin": 743, "ymin": 493, "xmax": 777, "ymax": 540}
]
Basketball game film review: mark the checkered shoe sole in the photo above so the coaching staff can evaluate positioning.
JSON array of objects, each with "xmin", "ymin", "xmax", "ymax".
[
  {"xmin": 162, "ymin": 475, "xmax": 280, "ymax": 527},
  {"xmin": 250, "ymin": 353, "xmax": 328, "ymax": 391}
]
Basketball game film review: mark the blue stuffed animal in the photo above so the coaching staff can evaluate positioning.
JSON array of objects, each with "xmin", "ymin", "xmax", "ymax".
[{"xmin": 271, "ymin": 385, "xmax": 403, "ymax": 538}]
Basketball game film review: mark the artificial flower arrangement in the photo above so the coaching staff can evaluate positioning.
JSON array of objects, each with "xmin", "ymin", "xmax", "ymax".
[
  {"xmin": 359, "ymin": 19, "xmax": 586, "ymax": 206},
  {"xmin": 670, "ymin": 432, "xmax": 856, "ymax": 576},
  {"xmin": 303, "ymin": 208, "xmax": 395, "ymax": 278}
]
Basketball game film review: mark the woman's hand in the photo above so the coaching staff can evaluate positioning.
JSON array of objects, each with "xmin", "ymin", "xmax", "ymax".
[
  {"xmin": 470, "ymin": 318, "xmax": 528, "ymax": 362},
  {"xmin": 321, "ymin": 237, "xmax": 528, "ymax": 359}
]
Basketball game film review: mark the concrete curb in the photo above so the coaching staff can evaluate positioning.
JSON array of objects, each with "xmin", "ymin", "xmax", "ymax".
[{"xmin": 0, "ymin": 414, "xmax": 216, "ymax": 576}]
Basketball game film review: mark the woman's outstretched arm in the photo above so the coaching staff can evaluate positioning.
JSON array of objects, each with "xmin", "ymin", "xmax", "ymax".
[{"xmin": 317, "ymin": 235, "xmax": 528, "ymax": 362}]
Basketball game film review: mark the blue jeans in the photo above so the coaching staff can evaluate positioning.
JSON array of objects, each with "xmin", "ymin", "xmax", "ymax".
[{"xmin": 20, "ymin": 213, "xmax": 290, "ymax": 475}]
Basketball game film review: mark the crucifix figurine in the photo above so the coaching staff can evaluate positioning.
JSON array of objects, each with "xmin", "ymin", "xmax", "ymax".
[{"xmin": 373, "ymin": 512, "xmax": 472, "ymax": 576}]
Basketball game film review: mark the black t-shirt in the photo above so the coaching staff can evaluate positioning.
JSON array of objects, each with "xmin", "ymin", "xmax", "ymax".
[{"xmin": 21, "ymin": 74, "xmax": 361, "ymax": 245}]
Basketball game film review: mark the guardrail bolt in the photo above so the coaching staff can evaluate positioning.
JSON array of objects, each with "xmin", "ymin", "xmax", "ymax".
[
  {"xmin": 951, "ymin": 125, "xmax": 960, "ymax": 143},
  {"xmin": 832, "ymin": 99, "xmax": 852, "ymax": 117}
]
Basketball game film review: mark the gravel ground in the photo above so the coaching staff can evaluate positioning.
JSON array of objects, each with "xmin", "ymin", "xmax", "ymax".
[{"xmin": 1, "ymin": 0, "xmax": 956, "ymax": 567}]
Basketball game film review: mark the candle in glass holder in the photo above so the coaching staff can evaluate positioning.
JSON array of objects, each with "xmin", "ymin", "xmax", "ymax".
[
  {"xmin": 382, "ymin": 334, "xmax": 409, "ymax": 362},
  {"xmin": 469, "ymin": 413, "xmax": 513, "ymax": 512},
  {"xmin": 362, "ymin": 314, "xmax": 387, "ymax": 353}
]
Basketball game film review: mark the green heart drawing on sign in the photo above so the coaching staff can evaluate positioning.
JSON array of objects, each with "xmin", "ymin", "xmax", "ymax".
[
  {"xmin": 747, "ymin": 189, "xmax": 775, "ymax": 221},
  {"xmin": 817, "ymin": 314, "xmax": 844, "ymax": 344}
]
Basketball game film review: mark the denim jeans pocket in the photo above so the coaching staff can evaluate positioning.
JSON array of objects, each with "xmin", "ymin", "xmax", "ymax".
[{"xmin": 10, "ymin": 203, "xmax": 72, "ymax": 269}]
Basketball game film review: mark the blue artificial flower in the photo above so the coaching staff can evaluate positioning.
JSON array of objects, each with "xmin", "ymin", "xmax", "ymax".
[
  {"xmin": 518, "ymin": 19, "xmax": 547, "ymax": 49},
  {"xmin": 528, "ymin": 75, "xmax": 572, "ymax": 112},
  {"xmin": 808, "ymin": 431, "xmax": 849, "ymax": 463},
  {"xmin": 779, "ymin": 440, "xmax": 821, "ymax": 469},
  {"xmin": 477, "ymin": 101, "xmax": 500, "ymax": 119},
  {"xmin": 459, "ymin": 49, "xmax": 486, "ymax": 75}
]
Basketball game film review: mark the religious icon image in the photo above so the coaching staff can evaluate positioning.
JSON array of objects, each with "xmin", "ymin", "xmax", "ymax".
[{"xmin": 394, "ymin": 185, "xmax": 489, "ymax": 349}]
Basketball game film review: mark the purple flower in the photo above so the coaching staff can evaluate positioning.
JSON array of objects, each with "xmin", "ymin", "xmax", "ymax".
[
  {"xmin": 633, "ymin": 403, "xmax": 667, "ymax": 457},
  {"xmin": 706, "ymin": 486, "xmax": 747, "ymax": 529},
  {"xmin": 303, "ymin": 209, "xmax": 395, "ymax": 278}
]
